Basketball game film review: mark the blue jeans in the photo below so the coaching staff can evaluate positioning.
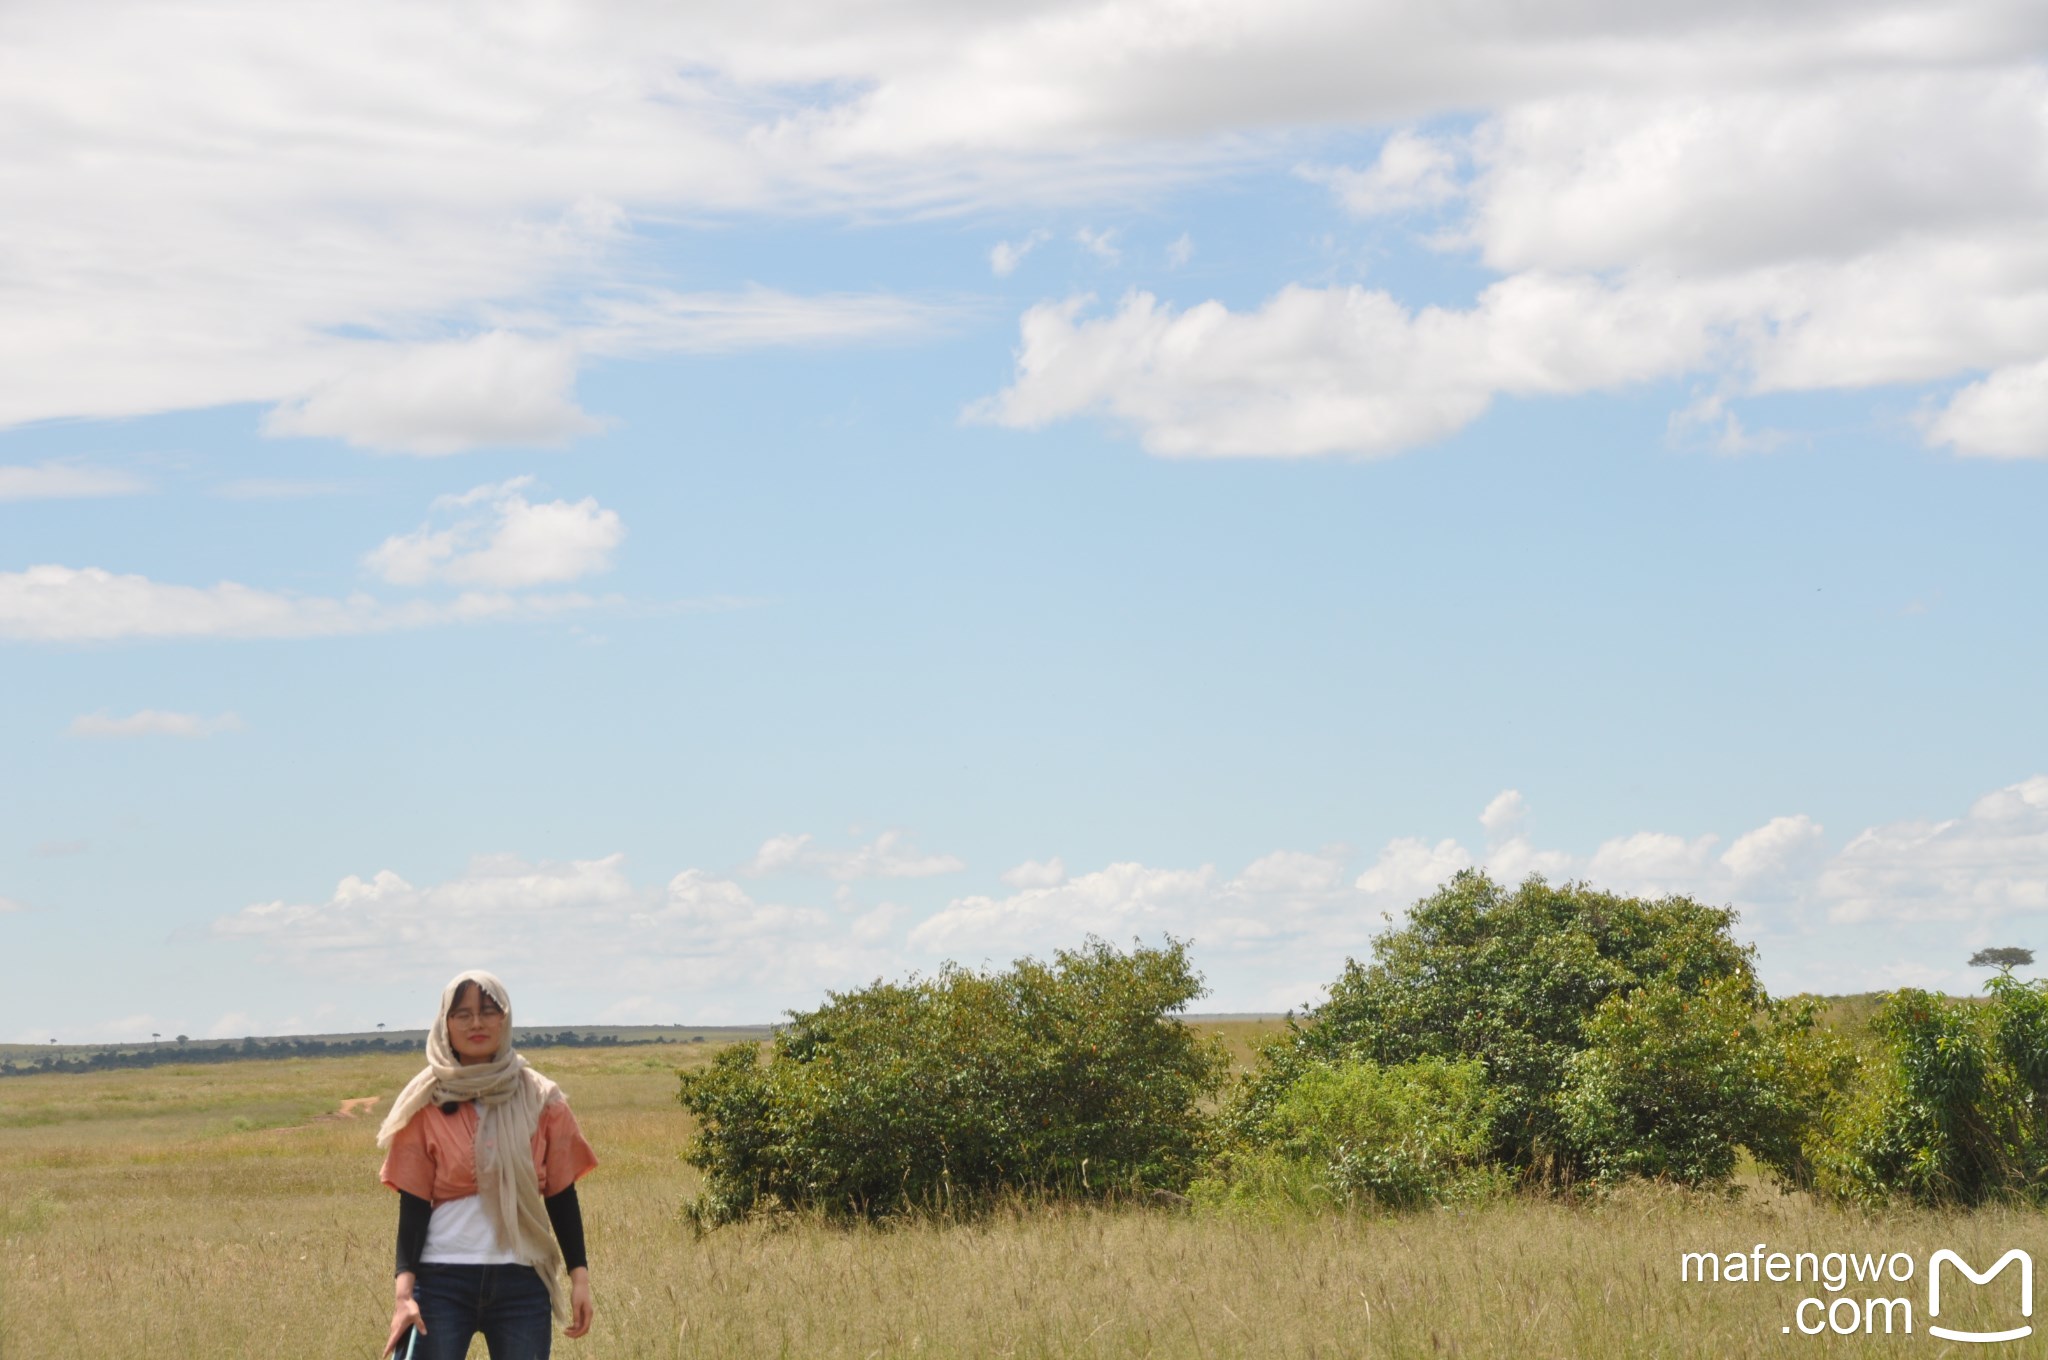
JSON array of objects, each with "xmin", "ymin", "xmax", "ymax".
[{"xmin": 408, "ymin": 1262, "xmax": 553, "ymax": 1360}]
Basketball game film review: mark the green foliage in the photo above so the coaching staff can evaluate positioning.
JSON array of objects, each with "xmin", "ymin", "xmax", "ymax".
[
  {"xmin": 1556, "ymin": 977, "xmax": 1853, "ymax": 1186},
  {"xmin": 1281, "ymin": 870, "xmax": 1777, "ymax": 1184},
  {"xmin": 1196, "ymin": 1054, "xmax": 1503, "ymax": 1213},
  {"xmin": 1809, "ymin": 978, "xmax": 2048, "ymax": 1206},
  {"xmin": 676, "ymin": 937, "xmax": 1229, "ymax": 1225}
]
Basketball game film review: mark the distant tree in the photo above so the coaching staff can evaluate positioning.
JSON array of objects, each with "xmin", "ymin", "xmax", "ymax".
[
  {"xmin": 175, "ymin": 1034, "xmax": 188, "ymax": 1043},
  {"xmin": 151, "ymin": 1032, "xmax": 160, "ymax": 1042},
  {"xmin": 377, "ymin": 1022, "xmax": 386, "ymax": 1030},
  {"xmin": 1970, "ymin": 947, "xmax": 2035, "ymax": 978}
]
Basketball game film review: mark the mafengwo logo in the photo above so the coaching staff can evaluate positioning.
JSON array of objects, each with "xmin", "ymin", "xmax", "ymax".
[{"xmin": 1679, "ymin": 1244, "xmax": 2033, "ymax": 1340}]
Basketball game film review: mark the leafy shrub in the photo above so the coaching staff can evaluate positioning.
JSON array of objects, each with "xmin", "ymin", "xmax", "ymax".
[
  {"xmin": 676, "ymin": 937, "xmax": 1228, "ymax": 1225},
  {"xmin": 1557, "ymin": 977, "xmax": 1852, "ymax": 1186},
  {"xmin": 1808, "ymin": 979, "xmax": 2048, "ymax": 1206},
  {"xmin": 1269, "ymin": 870, "xmax": 1822, "ymax": 1186},
  {"xmin": 1196, "ymin": 1054, "xmax": 1501, "ymax": 1213}
]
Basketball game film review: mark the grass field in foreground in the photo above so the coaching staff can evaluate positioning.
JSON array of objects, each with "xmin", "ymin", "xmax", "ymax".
[{"xmin": 4, "ymin": 1024, "xmax": 2044, "ymax": 1358}]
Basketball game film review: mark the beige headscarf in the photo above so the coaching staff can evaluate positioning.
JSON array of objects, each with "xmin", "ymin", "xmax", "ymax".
[{"xmin": 376, "ymin": 969, "xmax": 569, "ymax": 1324}]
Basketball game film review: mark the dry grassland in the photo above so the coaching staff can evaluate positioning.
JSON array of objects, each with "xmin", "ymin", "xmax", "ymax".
[{"xmin": 4, "ymin": 1027, "xmax": 2043, "ymax": 1358}]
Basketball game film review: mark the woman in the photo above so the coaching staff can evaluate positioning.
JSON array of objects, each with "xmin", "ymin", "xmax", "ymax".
[{"xmin": 377, "ymin": 969, "xmax": 597, "ymax": 1359}]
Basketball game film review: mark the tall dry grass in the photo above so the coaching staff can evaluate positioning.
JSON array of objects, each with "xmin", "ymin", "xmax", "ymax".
[{"xmin": 2, "ymin": 1033, "xmax": 2038, "ymax": 1357}]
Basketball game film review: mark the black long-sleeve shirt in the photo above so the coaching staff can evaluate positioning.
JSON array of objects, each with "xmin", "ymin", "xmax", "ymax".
[{"xmin": 395, "ymin": 1185, "xmax": 586, "ymax": 1274}]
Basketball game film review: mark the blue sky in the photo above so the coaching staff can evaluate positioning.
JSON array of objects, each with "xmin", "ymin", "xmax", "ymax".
[{"xmin": 5, "ymin": 1, "xmax": 2048, "ymax": 1039}]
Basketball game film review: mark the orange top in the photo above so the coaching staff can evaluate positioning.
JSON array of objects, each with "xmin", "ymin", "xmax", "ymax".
[{"xmin": 379, "ymin": 1100, "xmax": 598, "ymax": 1206}]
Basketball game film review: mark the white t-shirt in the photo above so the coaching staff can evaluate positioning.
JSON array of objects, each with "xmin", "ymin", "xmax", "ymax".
[{"xmin": 420, "ymin": 1194, "xmax": 519, "ymax": 1265}]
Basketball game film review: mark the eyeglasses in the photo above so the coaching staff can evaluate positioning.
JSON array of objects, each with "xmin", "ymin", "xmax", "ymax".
[{"xmin": 448, "ymin": 1006, "xmax": 505, "ymax": 1025}]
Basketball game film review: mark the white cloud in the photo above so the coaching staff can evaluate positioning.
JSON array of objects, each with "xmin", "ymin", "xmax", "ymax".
[
  {"xmin": 1818, "ymin": 776, "xmax": 2048, "ymax": 924},
  {"xmin": 5, "ymin": 1, "xmax": 2046, "ymax": 453},
  {"xmin": 1463, "ymin": 74, "xmax": 2048, "ymax": 276},
  {"xmin": 1236, "ymin": 849, "xmax": 1350, "ymax": 897},
  {"xmin": 0, "ymin": 564, "xmax": 608, "ymax": 642},
  {"xmin": 213, "ymin": 853, "xmax": 874, "ymax": 1006},
  {"xmin": 911, "ymin": 861, "xmax": 1220, "ymax": 954},
  {"xmin": 991, "ymin": 230, "xmax": 1050, "ymax": 277},
  {"xmin": 0, "ymin": 895, "xmax": 27, "ymax": 914},
  {"xmin": 1666, "ymin": 392, "xmax": 1789, "ymax": 456},
  {"xmin": 69, "ymin": 709, "xmax": 242, "ymax": 739},
  {"xmin": 1075, "ymin": 227, "xmax": 1121, "ymax": 262},
  {"xmin": 188, "ymin": 775, "xmax": 2048, "ymax": 1020},
  {"xmin": 1302, "ymin": 130, "xmax": 1462, "ymax": 217},
  {"xmin": 972, "ymin": 277, "xmax": 1730, "ymax": 457},
  {"xmin": 1479, "ymin": 789, "xmax": 1526, "ymax": 835},
  {"xmin": 1355, "ymin": 837, "xmax": 1472, "ymax": 901},
  {"xmin": 850, "ymin": 902, "xmax": 909, "ymax": 944},
  {"xmin": 1001, "ymin": 856, "xmax": 1067, "ymax": 888},
  {"xmin": 745, "ymin": 829, "xmax": 966, "ymax": 881},
  {"xmin": 0, "ymin": 462, "xmax": 149, "ymax": 501},
  {"xmin": 1927, "ymin": 358, "xmax": 2048, "ymax": 459},
  {"xmin": 366, "ymin": 477, "xmax": 625, "ymax": 588},
  {"xmin": 1722, "ymin": 814, "xmax": 1825, "ymax": 880},
  {"xmin": 1166, "ymin": 233, "xmax": 1195, "ymax": 267},
  {"xmin": 1481, "ymin": 835, "xmax": 1576, "ymax": 886},
  {"xmin": 1585, "ymin": 831, "xmax": 1721, "ymax": 897},
  {"xmin": 974, "ymin": 57, "xmax": 2048, "ymax": 459},
  {"xmin": 262, "ymin": 333, "xmax": 603, "ymax": 456}
]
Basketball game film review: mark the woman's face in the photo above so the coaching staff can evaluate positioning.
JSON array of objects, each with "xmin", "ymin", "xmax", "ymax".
[{"xmin": 446, "ymin": 981, "xmax": 507, "ymax": 1065}]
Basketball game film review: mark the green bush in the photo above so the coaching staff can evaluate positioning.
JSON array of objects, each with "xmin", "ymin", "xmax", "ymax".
[
  {"xmin": 1197, "ymin": 1054, "xmax": 1501, "ymax": 1213},
  {"xmin": 1557, "ymin": 976, "xmax": 1852, "ymax": 1186},
  {"xmin": 676, "ymin": 937, "xmax": 1229, "ymax": 1225},
  {"xmin": 1808, "ymin": 979, "xmax": 2048, "ymax": 1206},
  {"xmin": 1270, "ymin": 870, "xmax": 1824, "ymax": 1186}
]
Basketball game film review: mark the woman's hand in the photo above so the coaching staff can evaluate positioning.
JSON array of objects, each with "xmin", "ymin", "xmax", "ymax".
[
  {"xmin": 385, "ymin": 1276, "xmax": 425, "ymax": 1358},
  {"xmin": 565, "ymin": 1266, "xmax": 594, "ymax": 1339}
]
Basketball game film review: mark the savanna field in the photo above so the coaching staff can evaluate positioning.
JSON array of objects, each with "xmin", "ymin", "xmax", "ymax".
[{"xmin": 5, "ymin": 1022, "xmax": 2044, "ymax": 1359}]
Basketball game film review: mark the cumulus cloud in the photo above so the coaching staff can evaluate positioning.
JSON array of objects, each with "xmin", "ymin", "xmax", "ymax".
[
  {"xmin": 1001, "ymin": 857, "xmax": 1067, "ymax": 888},
  {"xmin": 1480, "ymin": 789, "xmax": 1526, "ymax": 835},
  {"xmin": 744, "ymin": 829, "xmax": 966, "ymax": 881},
  {"xmin": 6, "ymin": 0, "xmax": 2047, "ymax": 457},
  {"xmin": 1722, "ymin": 814, "xmax": 1825, "ymax": 880},
  {"xmin": 366, "ymin": 477, "xmax": 625, "ymax": 588},
  {"xmin": 975, "ymin": 49, "xmax": 2048, "ymax": 459},
  {"xmin": 1585, "ymin": 831, "xmax": 1722, "ymax": 897},
  {"xmin": 0, "ymin": 564, "xmax": 606, "ymax": 642},
  {"xmin": 69, "ymin": 709, "xmax": 242, "ymax": 738},
  {"xmin": 0, "ymin": 462, "xmax": 149, "ymax": 501},
  {"xmin": 1927, "ymin": 358, "xmax": 2048, "ymax": 459},
  {"xmin": 1355, "ymin": 838, "xmax": 1472, "ymax": 902},
  {"xmin": 972, "ymin": 276, "xmax": 1732, "ymax": 457},
  {"xmin": 213, "ymin": 852, "xmax": 882, "ymax": 1012},
  {"xmin": 194, "ymin": 775, "xmax": 2048, "ymax": 1018},
  {"xmin": 1301, "ymin": 130, "xmax": 1462, "ymax": 217},
  {"xmin": 911, "ymin": 861, "xmax": 1221, "ymax": 954},
  {"xmin": 1818, "ymin": 777, "xmax": 2048, "ymax": 924},
  {"xmin": 2, "ymin": 478, "xmax": 651, "ymax": 642},
  {"xmin": 0, "ymin": 895, "xmax": 27, "ymax": 914}
]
